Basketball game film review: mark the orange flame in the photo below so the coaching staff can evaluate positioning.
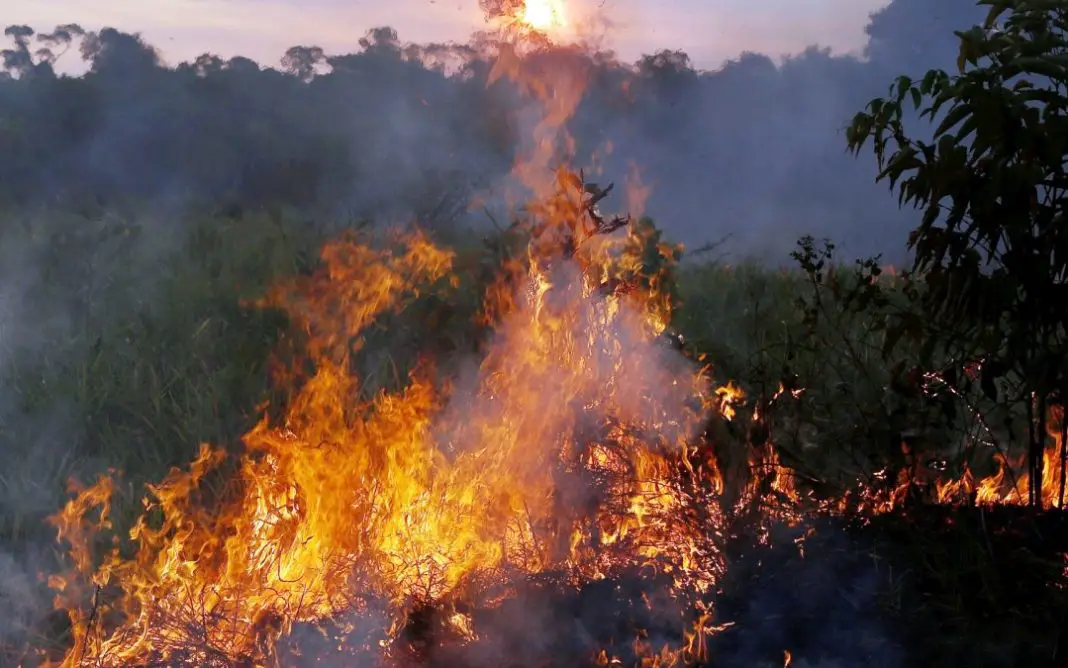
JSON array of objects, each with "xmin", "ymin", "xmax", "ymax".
[
  {"xmin": 521, "ymin": 0, "xmax": 568, "ymax": 32},
  {"xmin": 47, "ymin": 204, "xmax": 740, "ymax": 665},
  {"xmin": 36, "ymin": 25, "xmax": 941, "ymax": 668},
  {"xmin": 931, "ymin": 411, "xmax": 1066, "ymax": 509},
  {"xmin": 42, "ymin": 39, "xmax": 747, "ymax": 660}
]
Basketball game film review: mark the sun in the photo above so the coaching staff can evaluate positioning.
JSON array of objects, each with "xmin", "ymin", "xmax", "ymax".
[{"xmin": 521, "ymin": 0, "xmax": 567, "ymax": 32}]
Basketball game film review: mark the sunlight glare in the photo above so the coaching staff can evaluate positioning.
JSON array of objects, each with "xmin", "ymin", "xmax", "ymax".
[{"xmin": 522, "ymin": 0, "xmax": 567, "ymax": 32}]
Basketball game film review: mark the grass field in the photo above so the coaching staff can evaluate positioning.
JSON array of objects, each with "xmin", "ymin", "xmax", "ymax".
[{"xmin": 0, "ymin": 208, "xmax": 1065, "ymax": 666}]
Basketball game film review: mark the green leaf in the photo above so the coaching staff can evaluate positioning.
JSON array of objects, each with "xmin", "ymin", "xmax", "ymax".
[
  {"xmin": 983, "ymin": 1, "xmax": 1011, "ymax": 30},
  {"xmin": 895, "ymin": 75, "xmax": 913, "ymax": 102},
  {"xmin": 934, "ymin": 104, "xmax": 972, "ymax": 137},
  {"xmin": 954, "ymin": 115, "xmax": 978, "ymax": 141},
  {"xmin": 1009, "ymin": 56, "xmax": 1068, "ymax": 81},
  {"xmin": 920, "ymin": 69, "xmax": 947, "ymax": 96}
]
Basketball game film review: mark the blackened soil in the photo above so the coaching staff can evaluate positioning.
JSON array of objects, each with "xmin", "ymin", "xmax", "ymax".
[{"xmin": 284, "ymin": 507, "xmax": 1068, "ymax": 668}]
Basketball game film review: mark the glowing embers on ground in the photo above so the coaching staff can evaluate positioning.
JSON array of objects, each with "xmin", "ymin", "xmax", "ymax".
[
  {"xmin": 831, "ymin": 398, "xmax": 1068, "ymax": 517},
  {"xmin": 45, "ymin": 176, "xmax": 739, "ymax": 666},
  {"xmin": 930, "ymin": 403, "xmax": 1067, "ymax": 509}
]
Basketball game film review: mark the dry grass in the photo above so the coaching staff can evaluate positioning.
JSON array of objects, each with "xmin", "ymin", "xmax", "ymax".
[{"xmin": 0, "ymin": 211, "xmax": 1063, "ymax": 666}]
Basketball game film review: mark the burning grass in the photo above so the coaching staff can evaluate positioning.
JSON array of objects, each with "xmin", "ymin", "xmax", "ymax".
[
  {"xmin": 40, "ymin": 170, "xmax": 750, "ymax": 666},
  {"xmin": 31, "ymin": 166, "xmax": 1068, "ymax": 667},
  {"xmin": 6, "ymin": 14, "xmax": 1068, "ymax": 666},
  {"xmin": 1, "ymin": 199, "xmax": 1065, "ymax": 666}
]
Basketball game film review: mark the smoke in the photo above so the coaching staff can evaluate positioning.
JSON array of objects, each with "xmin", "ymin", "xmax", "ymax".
[
  {"xmin": 0, "ymin": 544, "xmax": 54, "ymax": 655},
  {"xmin": 0, "ymin": 1, "xmax": 988, "ymax": 256},
  {"xmin": 708, "ymin": 520, "xmax": 906, "ymax": 668},
  {"xmin": 0, "ymin": 423, "xmax": 81, "ymax": 660},
  {"xmin": 0, "ymin": 212, "xmax": 131, "ymax": 654},
  {"xmin": 278, "ymin": 600, "xmax": 397, "ymax": 667},
  {"xmin": 0, "ymin": 0, "xmax": 995, "ymax": 661}
]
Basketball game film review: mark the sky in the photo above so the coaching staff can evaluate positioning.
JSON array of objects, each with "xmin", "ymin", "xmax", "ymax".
[{"xmin": 6, "ymin": 0, "xmax": 893, "ymax": 70}]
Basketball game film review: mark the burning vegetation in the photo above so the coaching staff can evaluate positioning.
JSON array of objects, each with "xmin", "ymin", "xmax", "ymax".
[
  {"xmin": 45, "ymin": 155, "xmax": 745, "ymax": 666},
  {"xmin": 26, "ymin": 3, "xmax": 1068, "ymax": 667},
  {"xmin": 41, "ymin": 159, "xmax": 1068, "ymax": 664}
]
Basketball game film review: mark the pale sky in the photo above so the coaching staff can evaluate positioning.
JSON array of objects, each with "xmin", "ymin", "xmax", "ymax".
[{"xmin": 5, "ymin": 0, "xmax": 892, "ymax": 70}]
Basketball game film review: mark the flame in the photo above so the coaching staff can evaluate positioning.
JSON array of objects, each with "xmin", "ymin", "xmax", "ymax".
[
  {"xmin": 42, "ymin": 176, "xmax": 1068, "ymax": 666},
  {"xmin": 42, "ymin": 18, "xmax": 1068, "ymax": 668},
  {"xmin": 931, "ymin": 411, "xmax": 1066, "ymax": 509},
  {"xmin": 41, "ymin": 31, "xmax": 756, "ymax": 664},
  {"xmin": 521, "ymin": 0, "xmax": 568, "ymax": 32},
  {"xmin": 45, "ymin": 205, "xmax": 736, "ymax": 665},
  {"xmin": 850, "ymin": 399, "xmax": 1068, "ymax": 514}
]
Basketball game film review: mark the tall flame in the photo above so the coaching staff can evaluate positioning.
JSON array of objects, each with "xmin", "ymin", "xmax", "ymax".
[
  {"xmin": 41, "ymin": 15, "xmax": 1066, "ymax": 668},
  {"xmin": 42, "ymin": 30, "xmax": 744, "ymax": 662}
]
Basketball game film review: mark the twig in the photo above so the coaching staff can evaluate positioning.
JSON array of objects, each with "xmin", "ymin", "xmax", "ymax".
[
  {"xmin": 686, "ymin": 234, "xmax": 733, "ymax": 260},
  {"xmin": 482, "ymin": 206, "xmax": 504, "ymax": 233},
  {"xmin": 80, "ymin": 583, "xmax": 103, "ymax": 660}
]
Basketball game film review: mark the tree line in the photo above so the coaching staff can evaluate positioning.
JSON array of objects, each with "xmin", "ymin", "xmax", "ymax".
[{"xmin": 0, "ymin": 0, "xmax": 986, "ymax": 257}]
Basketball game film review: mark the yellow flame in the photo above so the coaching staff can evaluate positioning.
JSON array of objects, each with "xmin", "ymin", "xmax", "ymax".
[
  {"xmin": 522, "ymin": 0, "xmax": 568, "ymax": 31},
  {"xmin": 39, "ymin": 19, "xmax": 826, "ymax": 667},
  {"xmin": 44, "ymin": 180, "xmax": 736, "ymax": 665}
]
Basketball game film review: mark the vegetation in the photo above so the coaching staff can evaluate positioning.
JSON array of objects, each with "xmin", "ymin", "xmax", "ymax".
[
  {"xmin": 0, "ymin": 0, "xmax": 991, "ymax": 257},
  {"xmin": 1, "ymin": 0, "xmax": 1068, "ymax": 666},
  {"xmin": 3, "ymin": 209, "xmax": 1064, "ymax": 665},
  {"xmin": 847, "ymin": 0, "xmax": 1068, "ymax": 508}
]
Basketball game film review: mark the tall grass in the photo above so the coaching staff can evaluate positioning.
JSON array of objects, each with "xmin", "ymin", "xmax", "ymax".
[
  {"xmin": 1, "ymin": 210, "xmax": 1062, "ymax": 665},
  {"xmin": 0, "ymin": 210, "xmax": 323, "ymax": 541},
  {"xmin": 0, "ymin": 212, "xmax": 919, "ymax": 538}
]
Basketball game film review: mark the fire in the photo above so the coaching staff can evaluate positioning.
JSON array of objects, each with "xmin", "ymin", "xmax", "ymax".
[
  {"xmin": 45, "ymin": 188, "xmax": 737, "ymax": 665},
  {"xmin": 794, "ymin": 355, "xmax": 1068, "ymax": 517},
  {"xmin": 45, "ymin": 182, "xmax": 692, "ymax": 662},
  {"xmin": 521, "ymin": 0, "xmax": 568, "ymax": 32},
  {"xmin": 930, "ymin": 413, "xmax": 1066, "ymax": 509},
  {"xmin": 835, "ymin": 398, "xmax": 1068, "ymax": 515},
  {"xmin": 39, "ymin": 13, "xmax": 1067, "ymax": 668},
  {"xmin": 41, "ymin": 27, "xmax": 750, "ymax": 661},
  {"xmin": 480, "ymin": 0, "xmax": 570, "ymax": 40}
]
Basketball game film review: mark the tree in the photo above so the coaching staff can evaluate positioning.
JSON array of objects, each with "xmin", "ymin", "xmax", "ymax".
[
  {"xmin": 190, "ymin": 53, "xmax": 225, "ymax": 77},
  {"xmin": 2, "ymin": 25, "xmax": 37, "ymax": 77},
  {"xmin": 79, "ymin": 28, "xmax": 160, "ymax": 78},
  {"xmin": 280, "ymin": 45, "xmax": 325, "ymax": 81},
  {"xmin": 635, "ymin": 49, "xmax": 698, "ymax": 93},
  {"xmin": 863, "ymin": 0, "xmax": 985, "ymax": 73},
  {"xmin": 846, "ymin": 0, "xmax": 1068, "ymax": 508},
  {"xmin": 225, "ymin": 56, "xmax": 260, "ymax": 74},
  {"xmin": 0, "ymin": 23, "xmax": 81, "ymax": 79},
  {"xmin": 36, "ymin": 23, "xmax": 85, "ymax": 65},
  {"xmin": 358, "ymin": 26, "xmax": 402, "ymax": 56}
]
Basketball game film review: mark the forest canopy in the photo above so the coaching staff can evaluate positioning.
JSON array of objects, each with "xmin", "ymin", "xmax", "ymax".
[{"xmin": 0, "ymin": 0, "xmax": 985, "ymax": 259}]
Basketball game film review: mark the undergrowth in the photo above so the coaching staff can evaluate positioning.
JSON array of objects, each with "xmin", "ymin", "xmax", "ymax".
[{"xmin": 0, "ymin": 209, "xmax": 1063, "ymax": 666}]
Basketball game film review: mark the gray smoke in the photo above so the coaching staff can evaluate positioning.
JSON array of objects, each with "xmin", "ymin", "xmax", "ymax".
[{"xmin": 0, "ymin": 0, "xmax": 991, "ymax": 660}]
